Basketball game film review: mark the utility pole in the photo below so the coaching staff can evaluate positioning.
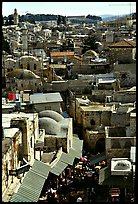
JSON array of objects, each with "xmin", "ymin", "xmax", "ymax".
[{"xmin": 108, "ymin": 3, "xmax": 133, "ymax": 28}]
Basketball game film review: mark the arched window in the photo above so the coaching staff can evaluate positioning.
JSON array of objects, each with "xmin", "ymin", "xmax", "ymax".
[
  {"xmin": 90, "ymin": 119, "xmax": 95, "ymax": 126},
  {"xmin": 34, "ymin": 64, "xmax": 36, "ymax": 70},
  {"xmin": 20, "ymin": 64, "xmax": 23, "ymax": 69},
  {"xmin": 27, "ymin": 63, "xmax": 30, "ymax": 70},
  {"xmin": 124, "ymin": 141, "xmax": 132, "ymax": 148}
]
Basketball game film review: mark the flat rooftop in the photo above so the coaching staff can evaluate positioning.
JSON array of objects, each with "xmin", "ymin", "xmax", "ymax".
[
  {"xmin": 2, "ymin": 112, "xmax": 38, "ymax": 127},
  {"xmin": 80, "ymin": 104, "xmax": 113, "ymax": 112}
]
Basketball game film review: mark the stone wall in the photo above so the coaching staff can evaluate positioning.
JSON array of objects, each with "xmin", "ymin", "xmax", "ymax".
[
  {"xmin": 101, "ymin": 111, "xmax": 112, "ymax": 126},
  {"xmin": 105, "ymin": 126, "xmax": 136, "ymax": 163},
  {"xmin": 85, "ymin": 129, "xmax": 105, "ymax": 150},
  {"xmin": 33, "ymin": 102, "xmax": 62, "ymax": 113},
  {"xmin": 130, "ymin": 113, "xmax": 136, "ymax": 137},
  {"xmin": 2, "ymin": 129, "xmax": 22, "ymax": 201},
  {"xmin": 44, "ymin": 136, "xmax": 68, "ymax": 153},
  {"xmin": 10, "ymin": 116, "xmax": 37, "ymax": 164},
  {"xmin": 72, "ymin": 63, "xmax": 112, "ymax": 75},
  {"xmin": 91, "ymin": 90, "xmax": 114, "ymax": 103},
  {"xmin": 113, "ymin": 91, "xmax": 136, "ymax": 103},
  {"xmin": 111, "ymin": 112, "xmax": 130, "ymax": 127}
]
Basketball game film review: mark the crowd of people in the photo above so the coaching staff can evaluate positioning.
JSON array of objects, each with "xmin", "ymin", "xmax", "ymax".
[{"xmin": 39, "ymin": 152, "xmax": 108, "ymax": 202}]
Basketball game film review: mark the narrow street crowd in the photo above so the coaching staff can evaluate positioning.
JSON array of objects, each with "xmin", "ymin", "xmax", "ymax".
[{"xmin": 39, "ymin": 152, "xmax": 108, "ymax": 202}]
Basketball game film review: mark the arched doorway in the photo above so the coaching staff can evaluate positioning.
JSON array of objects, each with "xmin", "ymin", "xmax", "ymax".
[{"xmin": 95, "ymin": 138, "xmax": 105, "ymax": 154}]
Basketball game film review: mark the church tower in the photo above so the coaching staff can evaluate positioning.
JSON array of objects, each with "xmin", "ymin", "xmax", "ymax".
[{"xmin": 13, "ymin": 8, "xmax": 19, "ymax": 25}]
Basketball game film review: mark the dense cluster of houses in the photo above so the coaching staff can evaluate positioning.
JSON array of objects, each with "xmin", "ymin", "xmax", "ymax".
[{"xmin": 2, "ymin": 9, "xmax": 136, "ymax": 202}]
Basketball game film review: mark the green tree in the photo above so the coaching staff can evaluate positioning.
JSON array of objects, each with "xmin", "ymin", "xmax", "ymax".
[
  {"xmin": 8, "ymin": 15, "xmax": 14, "ymax": 25},
  {"xmin": 57, "ymin": 15, "xmax": 62, "ymax": 25},
  {"xmin": 62, "ymin": 16, "xmax": 67, "ymax": 25},
  {"xmin": 2, "ymin": 33, "xmax": 11, "ymax": 54},
  {"xmin": 81, "ymin": 33, "xmax": 99, "ymax": 54}
]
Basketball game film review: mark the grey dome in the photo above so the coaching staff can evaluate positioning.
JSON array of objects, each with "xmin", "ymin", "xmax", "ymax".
[
  {"xmin": 114, "ymin": 160, "xmax": 131, "ymax": 170},
  {"xmin": 6, "ymin": 69, "xmax": 40, "ymax": 79},
  {"xmin": 39, "ymin": 110, "xmax": 64, "ymax": 122},
  {"xmin": 39, "ymin": 117, "xmax": 60, "ymax": 135}
]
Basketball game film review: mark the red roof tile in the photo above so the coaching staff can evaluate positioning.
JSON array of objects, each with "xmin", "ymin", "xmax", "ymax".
[{"xmin": 50, "ymin": 52, "xmax": 74, "ymax": 57}]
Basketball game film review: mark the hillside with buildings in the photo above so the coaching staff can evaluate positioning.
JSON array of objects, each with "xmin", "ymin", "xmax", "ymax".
[{"xmin": 2, "ymin": 8, "xmax": 136, "ymax": 203}]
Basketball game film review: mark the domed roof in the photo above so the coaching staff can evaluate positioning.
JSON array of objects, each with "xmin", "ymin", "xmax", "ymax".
[
  {"xmin": 114, "ymin": 160, "xmax": 131, "ymax": 170},
  {"xmin": 39, "ymin": 117, "xmax": 60, "ymax": 135},
  {"xmin": 39, "ymin": 110, "xmax": 64, "ymax": 122},
  {"xmin": 5, "ymin": 58, "xmax": 16, "ymax": 63},
  {"xmin": 6, "ymin": 69, "xmax": 40, "ymax": 79},
  {"xmin": 83, "ymin": 50, "xmax": 99, "ymax": 57},
  {"xmin": 19, "ymin": 55, "xmax": 38, "ymax": 61}
]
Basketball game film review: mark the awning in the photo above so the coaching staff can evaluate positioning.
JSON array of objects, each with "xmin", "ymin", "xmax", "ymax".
[
  {"xmin": 31, "ymin": 160, "xmax": 50, "ymax": 178},
  {"xmin": 50, "ymin": 160, "xmax": 68, "ymax": 176},
  {"xmin": 10, "ymin": 169, "xmax": 46, "ymax": 202},
  {"xmin": 99, "ymin": 166, "xmax": 111, "ymax": 185},
  {"xmin": 10, "ymin": 160, "xmax": 50, "ymax": 202},
  {"xmin": 90, "ymin": 152, "xmax": 106, "ymax": 165},
  {"xmin": 60, "ymin": 152, "xmax": 75, "ymax": 165},
  {"xmin": 72, "ymin": 136, "xmax": 83, "ymax": 152}
]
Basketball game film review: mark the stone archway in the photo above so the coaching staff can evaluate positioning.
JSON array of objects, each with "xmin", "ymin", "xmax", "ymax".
[{"xmin": 95, "ymin": 138, "xmax": 105, "ymax": 154}]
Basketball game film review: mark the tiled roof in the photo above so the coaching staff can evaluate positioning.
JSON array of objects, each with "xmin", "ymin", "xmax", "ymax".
[
  {"xmin": 109, "ymin": 40, "xmax": 136, "ymax": 48},
  {"xmin": 50, "ymin": 51, "xmax": 74, "ymax": 57},
  {"xmin": 74, "ymin": 55, "xmax": 82, "ymax": 61}
]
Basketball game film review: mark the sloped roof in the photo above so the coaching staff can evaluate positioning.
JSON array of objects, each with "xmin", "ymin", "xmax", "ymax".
[
  {"xmin": 50, "ymin": 51, "xmax": 74, "ymax": 57},
  {"xmin": 109, "ymin": 40, "xmax": 136, "ymax": 48},
  {"xmin": 30, "ymin": 92, "xmax": 63, "ymax": 104}
]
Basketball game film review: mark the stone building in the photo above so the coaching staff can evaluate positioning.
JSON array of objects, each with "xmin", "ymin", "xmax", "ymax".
[
  {"xmin": 30, "ymin": 92, "xmax": 63, "ymax": 113},
  {"xmin": 105, "ymin": 125, "xmax": 136, "ymax": 164},
  {"xmin": 17, "ymin": 55, "xmax": 43, "ymax": 76},
  {"xmin": 6, "ymin": 69, "xmax": 42, "ymax": 92},
  {"xmin": 4, "ymin": 58, "xmax": 16, "ymax": 74},
  {"xmin": 2, "ymin": 127, "xmax": 22, "ymax": 201},
  {"xmin": 81, "ymin": 50, "xmax": 99, "ymax": 64},
  {"xmin": 108, "ymin": 39, "xmax": 136, "ymax": 64},
  {"xmin": 2, "ymin": 112, "xmax": 39, "ymax": 165},
  {"xmin": 68, "ymin": 93, "xmax": 136, "ymax": 154},
  {"xmin": 2, "ymin": 111, "xmax": 42, "ymax": 201},
  {"xmin": 49, "ymin": 51, "xmax": 82, "ymax": 65},
  {"xmin": 113, "ymin": 86, "xmax": 136, "ymax": 103},
  {"xmin": 38, "ymin": 110, "xmax": 73, "ymax": 153}
]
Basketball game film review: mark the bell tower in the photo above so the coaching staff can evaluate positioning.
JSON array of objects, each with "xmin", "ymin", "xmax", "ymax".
[{"xmin": 13, "ymin": 8, "xmax": 19, "ymax": 25}]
